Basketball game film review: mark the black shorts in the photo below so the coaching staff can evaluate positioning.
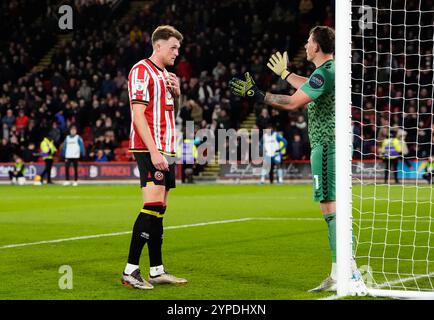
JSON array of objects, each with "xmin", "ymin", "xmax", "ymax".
[{"xmin": 134, "ymin": 152, "xmax": 176, "ymax": 190}]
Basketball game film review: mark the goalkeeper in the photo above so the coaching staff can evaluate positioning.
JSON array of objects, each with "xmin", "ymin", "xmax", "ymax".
[{"xmin": 229, "ymin": 26, "xmax": 363, "ymax": 292}]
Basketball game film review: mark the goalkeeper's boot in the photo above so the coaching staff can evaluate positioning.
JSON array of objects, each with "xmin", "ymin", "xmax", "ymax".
[
  {"xmin": 121, "ymin": 269, "xmax": 154, "ymax": 290},
  {"xmin": 308, "ymin": 276, "xmax": 337, "ymax": 292},
  {"xmin": 149, "ymin": 272, "xmax": 188, "ymax": 285}
]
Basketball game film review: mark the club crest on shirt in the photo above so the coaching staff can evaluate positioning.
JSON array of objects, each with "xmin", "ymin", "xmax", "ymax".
[{"xmin": 154, "ymin": 171, "xmax": 164, "ymax": 181}]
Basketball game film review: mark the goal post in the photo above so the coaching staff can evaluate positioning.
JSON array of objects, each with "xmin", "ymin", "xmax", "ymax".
[
  {"xmin": 336, "ymin": 0, "xmax": 434, "ymax": 299},
  {"xmin": 335, "ymin": 0, "xmax": 354, "ymax": 297}
]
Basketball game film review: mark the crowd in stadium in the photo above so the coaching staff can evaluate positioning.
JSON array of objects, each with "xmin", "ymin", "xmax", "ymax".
[
  {"xmin": 11, "ymin": 0, "xmax": 427, "ymax": 167},
  {"xmin": 351, "ymin": 0, "xmax": 434, "ymax": 160}
]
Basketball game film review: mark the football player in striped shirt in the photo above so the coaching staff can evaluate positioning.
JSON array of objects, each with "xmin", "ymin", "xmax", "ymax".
[{"xmin": 121, "ymin": 25, "xmax": 187, "ymax": 290}]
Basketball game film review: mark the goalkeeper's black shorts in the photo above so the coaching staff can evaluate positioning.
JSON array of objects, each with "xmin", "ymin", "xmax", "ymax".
[{"xmin": 133, "ymin": 152, "xmax": 176, "ymax": 190}]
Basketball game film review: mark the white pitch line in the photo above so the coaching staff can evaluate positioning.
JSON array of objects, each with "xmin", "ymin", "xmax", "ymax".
[
  {"xmin": 0, "ymin": 231, "xmax": 133, "ymax": 250},
  {"xmin": 5, "ymin": 215, "xmax": 432, "ymax": 250},
  {"xmin": 0, "ymin": 217, "xmax": 323, "ymax": 250},
  {"xmin": 375, "ymin": 271, "xmax": 434, "ymax": 289},
  {"xmin": 0, "ymin": 218, "xmax": 253, "ymax": 250}
]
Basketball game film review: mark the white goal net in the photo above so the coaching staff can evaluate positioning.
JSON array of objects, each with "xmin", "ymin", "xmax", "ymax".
[{"xmin": 350, "ymin": 0, "xmax": 434, "ymax": 297}]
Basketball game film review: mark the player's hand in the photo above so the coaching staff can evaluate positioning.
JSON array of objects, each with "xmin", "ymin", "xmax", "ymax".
[
  {"xmin": 150, "ymin": 151, "xmax": 169, "ymax": 171},
  {"xmin": 229, "ymin": 72, "xmax": 265, "ymax": 103},
  {"xmin": 166, "ymin": 72, "xmax": 181, "ymax": 97},
  {"xmin": 267, "ymin": 51, "xmax": 290, "ymax": 80}
]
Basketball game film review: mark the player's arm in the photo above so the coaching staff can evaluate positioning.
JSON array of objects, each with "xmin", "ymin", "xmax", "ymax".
[
  {"xmin": 264, "ymin": 89, "xmax": 312, "ymax": 111},
  {"xmin": 267, "ymin": 51, "xmax": 308, "ymax": 89},
  {"xmin": 286, "ymin": 74, "xmax": 309, "ymax": 89},
  {"xmin": 132, "ymin": 103, "xmax": 168, "ymax": 171},
  {"xmin": 78, "ymin": 137, "xmax": 85, "ymax": 158}
]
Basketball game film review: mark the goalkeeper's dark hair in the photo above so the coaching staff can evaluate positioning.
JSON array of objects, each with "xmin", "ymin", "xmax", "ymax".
[
  {"xmin": 152, "ymin": 25, "xmax": 183, "ymax": 45},
  {"xmin": 309, "ymin": 26, "xmax": 335, "ymax": 54}
]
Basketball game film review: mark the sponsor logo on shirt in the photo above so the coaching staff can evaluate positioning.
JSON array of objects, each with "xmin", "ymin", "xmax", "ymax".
[
  {"xmin": 309, "ymin": 74, "xmax": 325, "ymax": 89},
  {"xmin": 136, "ymin": 79, "xmax": 145, "ymax": 91}
]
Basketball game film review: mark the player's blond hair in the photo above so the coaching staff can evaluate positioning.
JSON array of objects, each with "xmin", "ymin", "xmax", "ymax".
[{"xmin": 151, "ymin": 25, "xmax": 183, "ymax": 45}]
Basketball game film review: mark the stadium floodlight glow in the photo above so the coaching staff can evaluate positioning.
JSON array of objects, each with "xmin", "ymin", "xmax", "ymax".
[{"xmin": 337, "ymin": 0, "xmax": 434, "ymax": 299}]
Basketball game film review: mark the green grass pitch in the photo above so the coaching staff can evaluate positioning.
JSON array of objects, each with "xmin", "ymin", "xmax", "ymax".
[{"xmin": 0, "ymin": 183, "xmax": 433, "ymax": 300}]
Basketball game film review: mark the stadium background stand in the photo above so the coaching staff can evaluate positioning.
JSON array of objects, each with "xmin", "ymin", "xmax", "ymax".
[{"xmin": 1, "ymin": 0, "xmax": 343, "ymax": 167}]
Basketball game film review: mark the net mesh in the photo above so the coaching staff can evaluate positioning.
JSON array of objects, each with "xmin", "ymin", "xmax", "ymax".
[{"xmin": 351, "ymin": 0, "xmax": 434, "ymax": 292}]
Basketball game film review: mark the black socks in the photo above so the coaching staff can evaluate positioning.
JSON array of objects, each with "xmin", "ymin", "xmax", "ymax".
[{"xmin": 127, "ymin": 202, "xmax": 165, "ymax": 267}]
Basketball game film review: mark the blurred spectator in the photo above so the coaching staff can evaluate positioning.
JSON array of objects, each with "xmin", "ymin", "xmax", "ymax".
[
  {"xmin": 419, "ymin": 156, "xmax": 434, "ymax": 184},
  {"xmin": 15, "ymin": 109, "xmax": 29, "ymax": 133},
  {"xmin": 95, "ymin": 149, "xmax": 108, "ymax": 162},
  {"xmin": 380, "ymin": 130, "xmax": 401, "ymax": 184},
  {"xmin": 290, "ymin": 134, "xmax": 305, "ymax": 160},
  {"xmin": 62, "ymin": 126, "xmax": 85, "ymax": 186},
  {"xmin": 114, "ymin": 70, "xmax": 127, "ymax": 90},
  {"xmin": 39, "ymin": 135, "xmax": 57, "ymax": 184},
  {"xmin": 176, "ymin": 56, "xmax": 193, "ymax": 82},
  {"xmin": 179, "ymin": 101, "xmax": 193, "ymax": 126},
  {"xmin": 190, "ymin": 99, "xmax": 204, "ymax": 123},
  {"xmin": 22, "ymin": 142, "xmax": 38, "ymax": 162},
  {"xmin": 216, "ymin": 109, "xmax": 231, "ymax": 130},
  {"xmin": 212, "ymin": 62, "xmax": 227, "ymax": 81},
  {"xmin": 8, "ymin": 155, "xmax": 26, "ymax": 185},
  {"xmin": 101, "ymin": 73, "xmax": 116, "ymax": 96},
  {"xmin": 48, "ymin": 121, "xmax": 62, "ymax": 145},
  {"xmin": 78, "ymin": 80, "xmax": 92, "ymax": 102},
  {"xmin": 396, "ymin": 129, "xmax": 414, "ymax": 170},
  {"xmin": 257, "ymin": 108, "xmax": 270, "ymax": 130},
  {"xmin": 0, "ymin": 138, "xmax": 13, "ymax": 162},
  {"xmin": 2, "ymin": 109, "xmax": 15, "ymax": 128}
]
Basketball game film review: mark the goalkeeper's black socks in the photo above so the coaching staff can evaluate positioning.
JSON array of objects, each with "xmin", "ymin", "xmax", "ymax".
[{"xmin": 127, "ymin": 202, "xmax": 165, "ymax": 266}]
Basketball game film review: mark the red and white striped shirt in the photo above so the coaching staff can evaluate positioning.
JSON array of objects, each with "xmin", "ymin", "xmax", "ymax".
[{"xmin": 128, "ymin": 59, "xmax": 176, "ymax": 155}]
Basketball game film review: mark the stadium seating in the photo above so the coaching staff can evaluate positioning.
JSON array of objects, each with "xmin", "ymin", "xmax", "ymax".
[{"xmin": 0, "ymin": 0, "xmax": 336, "ymax": 163}]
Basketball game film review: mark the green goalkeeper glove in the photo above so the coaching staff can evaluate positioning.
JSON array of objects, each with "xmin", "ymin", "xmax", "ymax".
[
  {"xmin": 267, "ymin": 51, "xmax": 291, "ymax": 80},
  {"xmin": 229, "ymin": 72, "xmax": 265, "ymax": 103}
]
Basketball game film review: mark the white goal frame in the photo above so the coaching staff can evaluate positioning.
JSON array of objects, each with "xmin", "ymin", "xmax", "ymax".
[{"xmin": 335, "ymin": 0, "xmax": 434, "ymax": 299}]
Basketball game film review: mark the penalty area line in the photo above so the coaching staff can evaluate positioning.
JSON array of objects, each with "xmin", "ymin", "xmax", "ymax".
[
  {"xmin": 0, "ymin": 217, "xmax": 320, "ymax": 250},
  {"xmin": 0, "ymin": 218, "xmax": 252, "ymax": 250}
]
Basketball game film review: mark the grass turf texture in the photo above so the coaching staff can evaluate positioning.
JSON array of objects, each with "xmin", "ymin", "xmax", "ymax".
[{"xmin": 0, "ymin": 184, "xmax": 432, "ymax": 300}]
